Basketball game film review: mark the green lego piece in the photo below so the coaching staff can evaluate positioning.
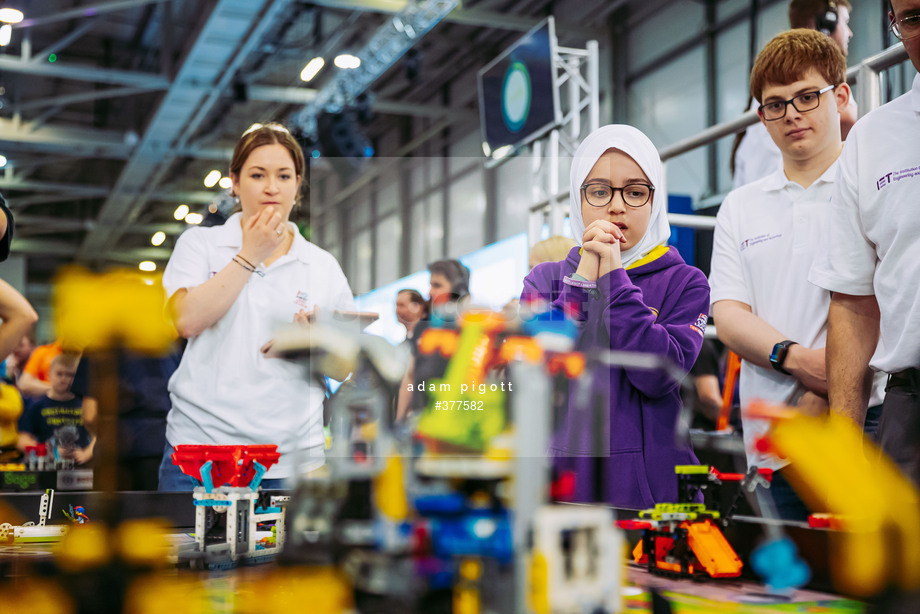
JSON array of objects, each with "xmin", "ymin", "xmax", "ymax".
[{"xmin": 675, "ymin": 465, "xmax": 711, "ymax": 475}]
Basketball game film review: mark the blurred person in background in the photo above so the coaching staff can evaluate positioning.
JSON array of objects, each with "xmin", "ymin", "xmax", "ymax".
[
  {"xmin": 396, "ymin": 260, "xmax": 471, "ymax": 421},
  {"xmin": 395, "ymin": 288, "xmax": 427, "ymax": 346}
]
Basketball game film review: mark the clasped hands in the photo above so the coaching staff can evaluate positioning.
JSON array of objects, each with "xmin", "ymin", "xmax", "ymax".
[{"xmin": 574, "ymin": 220, "xmax": 627, "ymax": 281}]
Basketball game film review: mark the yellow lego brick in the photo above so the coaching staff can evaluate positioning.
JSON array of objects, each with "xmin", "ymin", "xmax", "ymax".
[{"xmin": 54, "ymin": 267, "xmax": 177, "ymax": 353}]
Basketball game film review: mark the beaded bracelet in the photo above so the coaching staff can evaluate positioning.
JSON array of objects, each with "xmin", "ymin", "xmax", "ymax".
[{"xmin": 562, "ymin": 275, "xmax": 597, "ymax": 289}]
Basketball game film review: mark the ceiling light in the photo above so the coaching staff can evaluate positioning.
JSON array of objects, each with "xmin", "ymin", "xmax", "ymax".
[
  {"xmin": 218, "ymin": 176, "xmax": 232, "ymax": 189},
  {"xmin": 151, "ymin": 231, "xmax": 166, "ymax": 246},
  {"xmin": 491, "ymin": 145, "xmax": 513, "ymax": 160},
  {"xmin": 333, "ymin": 54, "xmax": 361, "ymax": 69},
  {"xmin": 203, "ymin": 170, "xmax": 221, "ymax": 188},
  {"xmin": 173, "ymin": 204, "xmax": 189, "ymax": 220},
  {"xmin": 139, "ymin": 261, "xmax": 156, "ymax": 272},
  {"xmin": 0, "ymin": 8, "xmax": 24, "ymax": 24},
  {"xmin": 300, "ymin": 57, "xmax": 325, "ymax": 82},
  {"xmin": 0, "ymin": 155, "xmax": 6, "ymax": 168},
  {"xmin": 0, "ymin": 24, "xmax": 11, "ymax": 47},
  {"xmin": 184, "ymin": 212, "xmax": 203, "ymax": 225}
]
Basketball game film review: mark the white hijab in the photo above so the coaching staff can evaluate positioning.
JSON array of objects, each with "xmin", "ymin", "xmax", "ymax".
[{"xmin": 568, "ymin": 124, "xmax": 670, "ymax": 268}]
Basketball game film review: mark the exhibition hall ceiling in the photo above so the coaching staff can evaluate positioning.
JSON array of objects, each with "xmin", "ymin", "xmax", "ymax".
[{"xmin": 0, "ymin": 0, "xmax": 624, "ymax": 286}]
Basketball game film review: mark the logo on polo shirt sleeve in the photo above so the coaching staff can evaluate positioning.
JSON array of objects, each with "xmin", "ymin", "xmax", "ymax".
[
  {"xmin": 690, "ymin": 313, "xmax": 707, "ymax": 337},
  {"xmin": 877, "ymin": 166, "xmax": 920, "ymax": 190}
]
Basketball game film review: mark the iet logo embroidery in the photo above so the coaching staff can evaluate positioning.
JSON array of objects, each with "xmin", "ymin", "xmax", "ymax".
[
  {"xmin": 878, "ymin": 166, "xmax": 920, "ymax": 190},
  {"xmin": 739, "ymin": 233, "xmax": 781, "ymax": 252}
]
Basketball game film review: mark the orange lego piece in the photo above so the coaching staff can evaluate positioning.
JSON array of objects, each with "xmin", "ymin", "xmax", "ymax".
[
  {"xmin": 499, "ymin": 337, "xmax": 544, "ymax": 364},
  {"xmin": 684, "ymin": 519, "xmax": 742, "ymax": 578},
  {"xmin": 632, "ymin": 539, "xmax": 645, "ymax": 565},
  {"xmin": 418, "ymin": 328, "xmax": 460, "ymax": 357},
  {"xmin": 547, "ymin": 353, "xmax": 586, "ymax": 378}
]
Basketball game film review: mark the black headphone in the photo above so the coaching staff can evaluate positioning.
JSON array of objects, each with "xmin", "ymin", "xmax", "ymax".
[
  {"xmin": 816, "ymin": 0, "xmax": 839, "ymax": 36},
  {"xmin": 428, "ymin": 259, "xmax": 471, "ymax": 300},
  {"xmin": 448, "ymin": 261, "xmax": 471, "ymax": 298}
]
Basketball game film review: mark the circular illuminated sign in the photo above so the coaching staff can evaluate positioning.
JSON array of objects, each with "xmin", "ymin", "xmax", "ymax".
[{"xmin": 501, "ymin": 60, "xmax": 531, "ymax": 133}]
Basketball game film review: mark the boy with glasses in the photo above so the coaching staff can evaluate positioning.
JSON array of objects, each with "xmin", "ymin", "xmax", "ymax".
[
  {"xmin": 809, "ymin": 0, "xmax": 920, "ymax": 489},
  {"xmin": 733, "ymin": 0, "xmax": 857, "ymax": 189},
  {"xmin": 710, "ymin": 29, "xmax": 885, "ymax": 520}
]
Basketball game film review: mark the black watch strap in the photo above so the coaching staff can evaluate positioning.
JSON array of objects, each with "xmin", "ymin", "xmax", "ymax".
[{"xmin": 769, "ymin": 340, "xmax": 798, "ymax": 375}]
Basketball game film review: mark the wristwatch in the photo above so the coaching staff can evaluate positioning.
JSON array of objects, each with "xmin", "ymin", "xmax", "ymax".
[{"xmin": 769, "ymin": 340, "xmax": 798, "ymax": 375}]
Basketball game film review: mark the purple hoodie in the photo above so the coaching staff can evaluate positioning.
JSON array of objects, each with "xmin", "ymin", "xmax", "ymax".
[{"xmin": 522, "ymin": 246, "xmax": 710, "ymax": 509}]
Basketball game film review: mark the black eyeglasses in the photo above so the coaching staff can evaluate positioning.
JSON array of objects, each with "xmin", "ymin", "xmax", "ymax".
[
  {"xmin": 758, "ymin": 84, "xmax": 837, "ymax": 121},
  {"xmin": 581, "ymin": 182, "xmax": 654, "ymax": 208},
  {"xmin": 890, "ymin": 13, "xmax": 920, "ymax": 41}
]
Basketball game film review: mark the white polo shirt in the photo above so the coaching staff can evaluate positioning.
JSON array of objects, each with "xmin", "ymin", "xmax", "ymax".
[
  {"xmin": 162, "ymin": 213, "xmax": 355, "ymax": 479},
  {"xmin": 809, "ymin": 73, "xmax": 920, "ymax": 374},
  {"xmin": 711, "ymin": 162, "xmax": 883, "ymax": 472}
]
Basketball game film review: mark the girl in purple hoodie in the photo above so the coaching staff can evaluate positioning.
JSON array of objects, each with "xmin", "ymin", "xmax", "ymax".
[{"xmin": 522, "ymin": 125, "xmax": 710, "ymax": 509}]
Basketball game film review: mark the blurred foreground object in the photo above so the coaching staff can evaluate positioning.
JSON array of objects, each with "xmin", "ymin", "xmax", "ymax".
[
  {"xmin": 751, "ymin": 400, "xmax": 920, "ymax": 597},
  {"xmin": 53, "ymin": 267, "xmax": 176, "ymax": 353}
]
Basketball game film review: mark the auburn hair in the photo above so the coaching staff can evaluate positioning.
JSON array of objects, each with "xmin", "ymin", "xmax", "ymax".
[{"xmin": 750, "ymin": 29, "xmax": 847, "ymax": 103}]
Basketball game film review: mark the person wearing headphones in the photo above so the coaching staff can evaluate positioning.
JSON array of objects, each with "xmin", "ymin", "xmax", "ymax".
[
  {"xmin": 396, "ymin": 259, "xmax": 471, "ymax": 421},
  {"xmin": 789, "ymin": 0, "xmax": 853, "ymax": 53},
  {"xmin": 733, "ymin": 0, "xmax": 857, "ymax": 189}
]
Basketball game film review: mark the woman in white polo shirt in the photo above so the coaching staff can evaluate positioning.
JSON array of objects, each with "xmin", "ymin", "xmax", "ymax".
[{"xmin": 158, "ymin": 122, "xmax": 355, "ymax": 491}]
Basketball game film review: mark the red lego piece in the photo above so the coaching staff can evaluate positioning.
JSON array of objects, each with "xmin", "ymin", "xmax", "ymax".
[
  {"xmin": 550, "ymin": 471, "xmax": 576, "ymax": 501},
  {"xmin": 711, "ymin": 469, "xmax": 746, "ymax": 482},
  {"xmin": 616, "ymin": 519, "xmax": 653, "ymax": 531},
  {"xmin": 171, "ymin": 444, "xmax": 280, "ymax": 487},
  {"xmin": 25, "ymin": 443, "xmax": 48, "ymax": 457},
  {"xmin": 808, "ymin": 513, "xmax": 845, "ymax": 529}
]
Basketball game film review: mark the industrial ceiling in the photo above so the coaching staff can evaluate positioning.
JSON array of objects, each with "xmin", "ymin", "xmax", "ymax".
[{"xmin": 0, "ymin": 0, "xmax": 623, "ymax": 293}]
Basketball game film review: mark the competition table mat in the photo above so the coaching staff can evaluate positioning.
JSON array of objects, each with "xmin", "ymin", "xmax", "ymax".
[
  {"xmin": 0, "ymin": 491, "xmax": 870, "ymax": 612},
  {"xmin": 0, "ymin": 550, "xmax": 863, "ymax": 614},
  {"xmin": 622, "ymin": 565, "xmax": 863, "ymax": 613}
]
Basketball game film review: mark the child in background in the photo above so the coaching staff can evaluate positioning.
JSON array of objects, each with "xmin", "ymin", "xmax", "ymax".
[{"xmin": 17, "ymin": 352, "xmax": 96, "ymax": 464}]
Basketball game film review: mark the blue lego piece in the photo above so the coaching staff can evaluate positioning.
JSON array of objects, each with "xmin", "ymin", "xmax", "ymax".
[
  {"xmin": 429, "ymin": 511, "xmax": 514, "ymax": 565},
  {"xmin": 414, "ymin": 493, "xmax": 514, "ymax": 565},
  {"xmin": 521, "ymin": 309, "xmax": 578, "ymax": 341},
  {"xmin": 199, "ymin": 460, "xmax": 214, "ymax": 492},
  {"xmin": 193, "ymin": 499, "xmax": 233, "ymax": 506},
  {"xmin": 414, "ymin": 493, "xmax": 466, "ymax": 514},
  {"xmin": 751, "ymin": 537, "xmax": 811, "ymax": 591},
  {"xmin": 249, "ymin": 460, "xmax": 267, "ymax": 491},
  {"xmin": 254, "ymin": 506, "xmax": 281, "ymax": 514}
]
